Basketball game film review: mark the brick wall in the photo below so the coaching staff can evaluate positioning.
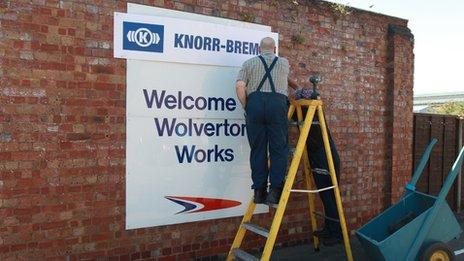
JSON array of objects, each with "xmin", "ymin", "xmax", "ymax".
[
  {"xmin": 0, "ymin": 0, "xmax": 414, "ymax": 260},
  {"xmin": 387, "ymin": 25, "xmax": 414, "ymax": 203}
]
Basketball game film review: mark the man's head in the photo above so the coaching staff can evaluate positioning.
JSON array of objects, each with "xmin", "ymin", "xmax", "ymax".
[{"xmin": 259, "ymin": 37, "xmax": 276, "ymax": 54}]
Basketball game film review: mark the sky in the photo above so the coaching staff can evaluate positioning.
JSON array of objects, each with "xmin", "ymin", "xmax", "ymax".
[{"xmin": 327, "ymin": 0, "xmax": 464, "ymax": 95}]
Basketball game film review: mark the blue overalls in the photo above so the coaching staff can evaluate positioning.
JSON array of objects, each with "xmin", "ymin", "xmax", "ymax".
[{"xmin": 246, "ymin": 55, "xmax": 288, "ymax": 190}]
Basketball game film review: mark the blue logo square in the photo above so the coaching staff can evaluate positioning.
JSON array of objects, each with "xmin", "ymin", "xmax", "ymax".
[{"xmin": 123, "ymin": 22, "xmax": 164, "ymax": 53}]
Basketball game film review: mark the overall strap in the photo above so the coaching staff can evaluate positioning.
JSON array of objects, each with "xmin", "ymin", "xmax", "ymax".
[{"xmin": 257, "ymin": 55, "xmax": 279, "ymax": 93}]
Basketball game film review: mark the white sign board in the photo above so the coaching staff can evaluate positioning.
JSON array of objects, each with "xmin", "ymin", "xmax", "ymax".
[
  {"xmin": 114, "ymin": 11, "xmax": 278, "ymax": 67},
  {"xmin": 117, "ymin": 4, "xmax": 278, "ymax": 229}
]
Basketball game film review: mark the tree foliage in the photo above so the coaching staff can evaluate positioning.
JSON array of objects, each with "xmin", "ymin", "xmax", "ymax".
[{"xmin": 430, "ymin": 102, "xmax": 464, "ymax": 116}]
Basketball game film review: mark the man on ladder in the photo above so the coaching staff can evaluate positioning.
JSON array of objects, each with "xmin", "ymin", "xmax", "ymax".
[
  {"xmin": 235, "ymin": 37, "xmax": 299, "ymax": 204},
  {"xmin": 230, "ymin": 37, "xmax": 353, "ymax": 261}
]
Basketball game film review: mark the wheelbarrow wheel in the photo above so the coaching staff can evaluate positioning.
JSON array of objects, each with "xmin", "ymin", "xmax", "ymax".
[{"xmin": 421, "ymin": 242, "xmax": 454, "ymax": 261}]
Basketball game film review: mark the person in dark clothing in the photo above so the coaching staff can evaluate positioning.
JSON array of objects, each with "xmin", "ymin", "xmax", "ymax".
[
  {"xmin": 307, "ymin": 118, "xmax": 342, "ymax": 244},
  {"xmin": 292, "ymin": 94, "xmax": 342, "ymax": 245}
]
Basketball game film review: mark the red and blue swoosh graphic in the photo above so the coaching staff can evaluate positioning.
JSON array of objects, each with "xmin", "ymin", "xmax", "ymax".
[{"xmin": 165, "ymin": 196, "xmax": 241, "ymax": 214}]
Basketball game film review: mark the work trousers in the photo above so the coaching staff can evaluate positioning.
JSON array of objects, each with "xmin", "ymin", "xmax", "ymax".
[
  {"xmin": 293, "ymin": 108, "xmax": 341, "ymax": 233},
  {"xmin": 246, "ymin": 91, "xmax": 289, "ymax": 190}
]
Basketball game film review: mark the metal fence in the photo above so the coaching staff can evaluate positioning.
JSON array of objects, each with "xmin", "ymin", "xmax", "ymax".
[{"xmin": 413, "ymin": 113, "xmax": 464, "ymax": 211}]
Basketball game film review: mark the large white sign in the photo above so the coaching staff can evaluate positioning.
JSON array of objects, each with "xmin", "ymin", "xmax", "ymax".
[
  {"xmin": 114, "ymin": 11, "xmax": 278, "ymax": 67},
  {"xmin": 119, "ymin": 4, "xmax": 278, "ymax": 229}
]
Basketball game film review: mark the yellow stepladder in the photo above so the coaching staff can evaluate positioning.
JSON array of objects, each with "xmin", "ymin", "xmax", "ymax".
[{"xmin": 227, "ymin": 99, "xmax": 353, "ymax": 261}]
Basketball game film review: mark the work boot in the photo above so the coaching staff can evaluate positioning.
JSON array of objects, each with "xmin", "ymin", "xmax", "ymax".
[
  {"xmin": 322, "ymin": 232, "xmax": 342, "ymax": 246},
  {"xmin": 266, "ymin": 188, "xmax": 282, "ymax": 204},
  {"xmin": 253, "ymin": 188, "xmax": 268, "ymax": 204},
  {"xmin": 313, "ymin": 227, "xmax": 331, "ymax": 238}
]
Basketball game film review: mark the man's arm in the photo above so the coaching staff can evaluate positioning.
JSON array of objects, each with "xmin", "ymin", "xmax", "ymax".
[
  {"xmin": 288, "ymin": 78, "xmax": 299, "ymax": 90},
  {"xmin": 236, "ymin": 80, "xmax": 247, "ymax": 109}
]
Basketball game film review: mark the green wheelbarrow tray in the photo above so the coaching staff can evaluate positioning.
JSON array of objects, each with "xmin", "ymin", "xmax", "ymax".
[{"xmin": 356, "ymin": 139, "xmax": 464, "ymax": 261}]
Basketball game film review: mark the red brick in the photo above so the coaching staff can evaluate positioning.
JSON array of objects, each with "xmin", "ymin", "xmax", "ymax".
[
  {"xmin": 57, "ymin": 9, "xmax": 65, "ymax": 17},
  {"xmin": 91, "ymin": 234, "xmax": 110, "ymax": 242},
  {"xmin": 0, "ymin": 152, "xmax": 12, "ymax": 160},
  {"xmin": 66, "ymin": 133, "xmax": 91, "ymax": 141},
  {"xmin": 41, "ymin": 25, "xmax": 49, "ymax": 33},
  {"xmin": 0, "ymin": 246, "xmax": 10, "ymax": 254},
  {"xmin": 91, "ymin": 65, "xmax": 114, "ymax": 74},
  {"xmin": 10, "ymin": 244, "xmax": 27, "ymax": 252},
  {"xmin": 40, "ymin": 43, "xmax": 59, "ymax": 52},
  {"xmin": 39, "ymin": 7, "xmax": 52, "ymax": 15},
  {"xmin": 40, "ymin": 221, "xmax": 67, "ymax": 230}
]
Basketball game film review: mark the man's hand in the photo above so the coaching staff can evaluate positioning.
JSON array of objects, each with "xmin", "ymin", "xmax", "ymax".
[
  {"xmin": 235, "ymin": 80, "xmax": 247, "ymax": 109},
  {"xmin": 289, "ymin": 78, "xmax": 315, "ymax": 100},
  {"xmin": 288, "ymin": 78, "xmax": 299, "ymax": 90},
  {"xmin": 294, "ymin": 88, "xmax": 314, "ymax": 100}
]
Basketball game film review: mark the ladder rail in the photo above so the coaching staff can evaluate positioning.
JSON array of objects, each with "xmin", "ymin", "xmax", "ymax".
[
  {"xmin": 316, "ymin": 105, "xmax": 353, "ymax": 261},
  {"xmin": 287, "ymin": 103, "xmax": 296, "ymax": 119},
  {"xmin": 227, "ymin": 199, "xmax": 257, "ymax": 261},
  {"xmin": 295, "ymin": 104, "xmax": 320, "ymax": 251}
]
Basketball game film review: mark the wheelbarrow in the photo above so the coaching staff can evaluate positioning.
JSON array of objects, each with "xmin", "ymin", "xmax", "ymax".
[{"xmin": 356, "ymin": 139, "xmax": 464, "ymax": 261}]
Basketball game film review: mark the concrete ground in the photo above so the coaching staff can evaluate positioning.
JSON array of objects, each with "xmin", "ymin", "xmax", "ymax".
[
  {"xmin": 271, "ymin": 213, "xmax": 464, "ymax": 261},
  {"xmin": 271, "ymin": 236, "xmax": 368, "ymax": 261}
]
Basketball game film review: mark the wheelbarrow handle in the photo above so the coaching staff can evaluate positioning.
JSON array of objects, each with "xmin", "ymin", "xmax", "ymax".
[
  {"xmin": 406, "ymin": 138, "xmax": 438, "ymax": 192},
  {"xmin": 406, "ymin": 145, "xmax": 464, "ymax": 260},
  {"xmin": 437, "ymin": 145, "xmax": 464, "ymax": 201}
]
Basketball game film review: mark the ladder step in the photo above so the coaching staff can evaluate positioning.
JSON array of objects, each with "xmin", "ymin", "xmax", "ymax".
[
  {"xmin": 232, "ymin": 249, "xmax": 259, "ymax": 261},
  {"xmin": 290, "ymin": 186, "xmax": 335, "ymax": 193},
  {"xmin": 288, "ymin": 120, "xmax": 303, "ymax": 126},
  {"xmin": 313, "ymin": 211, "xmax": 340, "ymax": 223},
  {"xmin": 288, "ymin": 120, "xmax": 320, "ymax": 126},
  {"xmin": 242, "ymin": 222, "xmax": 269, "ymax": 238},
  {"xmin": 266, "ymin": 202, "xmax": 278, "ymax": 209}
]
